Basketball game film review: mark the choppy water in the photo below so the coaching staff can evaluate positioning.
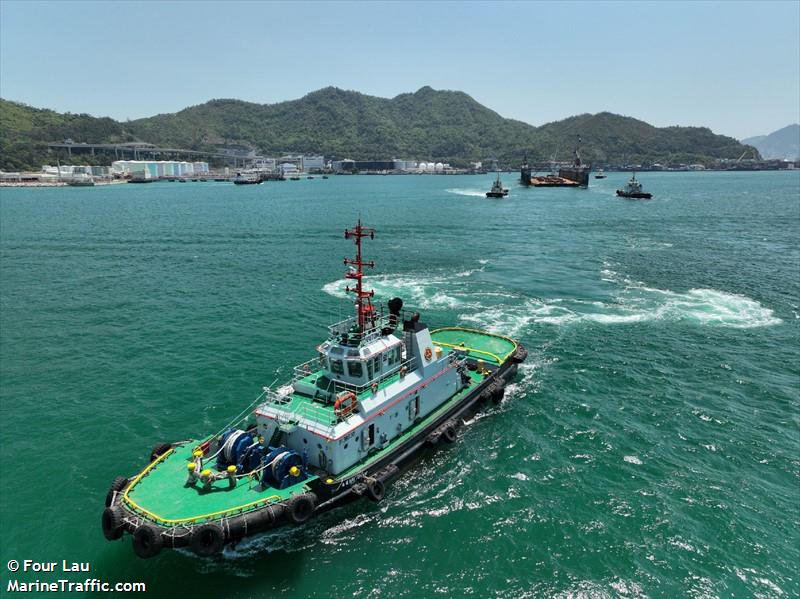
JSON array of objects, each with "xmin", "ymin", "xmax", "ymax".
[{"xmin": 1, "ymin": 171, "xmax": 798, "ymax": 598}]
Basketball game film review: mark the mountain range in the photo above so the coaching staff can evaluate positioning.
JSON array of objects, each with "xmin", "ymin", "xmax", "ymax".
[
  {"xmin": 742, "ymin": 124, "xmax": 799, "ymax": 161},
  {"xmin": 0, "ymin": 87, "xmax": 760, "ymax": 171}
]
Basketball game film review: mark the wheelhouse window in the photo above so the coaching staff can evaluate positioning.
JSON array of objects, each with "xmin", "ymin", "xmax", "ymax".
[
  {"xmin": 331, "ymin": 359, "xmax": 344, "ymax": 375},
  {"xmin": 348, "ymin": 360, "xmax": 363, "ymax": 378}
]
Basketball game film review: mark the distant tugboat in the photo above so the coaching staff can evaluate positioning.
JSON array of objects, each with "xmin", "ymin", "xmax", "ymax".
[
  {"xmin": 520, "ymin": 154, "xmax": 532, "ymax": 186},
  {"xmin": 616, "ymin": 172, "xmax": 652, "ymax": 199},
  {"xmin": 594, "ymin": 169, "xmax": 606, "ymax": 179},
  {"xmin": 101, "ymin": 220, "xmax": 526, "ymax": 559},
  {"xmin": 486, "ymin": 173, "xmax": 509, "ymax": 198},
  {"xmin": 233, "ymin": 173, "xmax": 260, "ymax": 185}
]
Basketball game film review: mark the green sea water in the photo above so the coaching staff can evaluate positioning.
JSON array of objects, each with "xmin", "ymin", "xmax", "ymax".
[{"xmin": 1, "ymin": 171, "xmax": 798, "ymax": 598}]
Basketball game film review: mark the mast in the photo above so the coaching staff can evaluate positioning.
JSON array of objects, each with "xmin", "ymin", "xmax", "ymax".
[
  {"xmin": 573, "ymin": 135, "xmax": 582, "ymax": 167},
  {"xmin": 344, "ymin": 219, "xmax": 376, "ymax": 332}
]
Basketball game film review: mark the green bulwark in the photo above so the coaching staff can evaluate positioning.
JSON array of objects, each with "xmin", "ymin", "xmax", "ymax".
[{"xmin": 430, "ymin": 327, "xmax": 517, "ymax": 365}]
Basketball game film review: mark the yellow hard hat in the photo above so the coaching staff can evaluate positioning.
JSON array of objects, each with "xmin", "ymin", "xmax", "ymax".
[
  {"xmin": 227, "ymin": 465, "xmax": 237, "ymax": 473},
  {"xmin": 187, "ymin": 462, "xmax": 196, "ymax": 471},
  {"xmin": 289, "ymin": 466, "xmax": 300, "ymax": 477},
  {"xmin": 201, "ymin": 469, "xmax": 212, "ymax": 478}
]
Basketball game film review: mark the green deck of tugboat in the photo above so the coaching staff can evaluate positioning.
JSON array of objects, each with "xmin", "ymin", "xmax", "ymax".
[
  {"xmin": 430, "ymin": 327, "xmax": 517, "ymax": 365},
  {"xmin": 123, "ymin": 443, "xmax": 316, "ymax": 525},
  {"xmin": 123, "ymin": 328, "xmax": 513, "ymax": 525}
]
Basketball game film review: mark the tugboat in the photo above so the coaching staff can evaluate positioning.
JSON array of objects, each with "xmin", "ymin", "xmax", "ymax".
[
  {"xmin": 594, "ymin": 168, "xmax": 606, "ymax": 179},
  {"xmin": 520, "ymin": 153, "xmax": 532, "ymax": 186},
  {"xmin": 485, "ymin": 173, "xmax": 509, "ymax": 198},
  {"xmin": 616, "ymin": 172, "xmax": 652, "ymax": 199},
  {"xmin": 233, "ymin": 173, "xmax": 260, "ymax": 185},
  {"xmin": 102, "ymin": 220, "xmax": 527, "ymax": 559}
]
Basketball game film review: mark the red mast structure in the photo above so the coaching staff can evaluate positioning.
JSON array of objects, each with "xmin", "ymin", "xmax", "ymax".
[{"xmin": 344, "ymin": 219, "xmax": 376, "ymax": 332}]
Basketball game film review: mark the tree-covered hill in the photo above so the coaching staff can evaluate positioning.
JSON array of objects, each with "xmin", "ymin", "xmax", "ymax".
[{"xmin": 0, "ymin": 88, "xmax": 759, "ymax": 170}]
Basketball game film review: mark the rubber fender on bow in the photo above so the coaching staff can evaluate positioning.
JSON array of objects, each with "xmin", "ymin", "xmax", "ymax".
[
  {"xmin": 149, "ymin": 443, "xmax": 172, "ymax": 464},
  {"xmin": 512, "ymin": 345, "xmax": 528, "ymax": 363},
  {"xmin": 101, "ymin": 506, "xmax": 124, "ymax": 541},
  {"xmin": 132, "ymin": 524, "xmax": 163, "ymax": 559},
  {"xmin": 190, "ymin": 523, "xmax": 225, "ymax": 557},
  {"xmin": 105, "ymin": 476, "xmax": 129, "ymax": 507},
  {"xmin": 366, "ymin": 478, "xmax": 385, "ymax": 502},
  {"xmin": 287, "ymin": 493, "xmax": 317, "ymax": 525}
]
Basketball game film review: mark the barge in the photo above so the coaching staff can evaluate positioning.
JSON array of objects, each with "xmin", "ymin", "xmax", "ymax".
[{"xmin": 102, "ymin": 220, "xmax": 527, "ymax": 558}]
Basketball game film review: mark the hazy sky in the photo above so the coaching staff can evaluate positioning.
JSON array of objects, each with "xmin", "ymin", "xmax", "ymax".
[{"xmin": 1, "ymin": 0, "xmax": 798, "ymax": 139}]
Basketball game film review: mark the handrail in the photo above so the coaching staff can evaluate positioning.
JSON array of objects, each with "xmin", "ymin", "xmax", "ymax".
[
  {"xmin": 432, "ymin": 340, "xmax": 504, "ymax": 364},
  {"xmin": 431, "ymin": 326, "xmax": 518, "ymax": 364}
]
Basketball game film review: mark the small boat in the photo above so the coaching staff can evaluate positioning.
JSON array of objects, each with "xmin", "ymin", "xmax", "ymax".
[
  {"xmin": 322, "ymin": 175, "xmax": 329, "ymax": 179},
  {"xmin": 233, "ymin": 174, "xmax": 260, "ymax": 185},
  {"xmin": 101, "ymin": 220, "xmax": 526, "ymax": 559},
  {"xmin": 616, "ymin": 172, "xmax": 652, "ymax": 199},
  {"xmin": 485, "ymin": 173, "xmax": 509, "ymax": 198},
  {"xmin": 594, "ymin": 169, "xmax": 606, "ymax": 179},
  {"xmin": 290, "ymin": 176, "xmax": 301, "ymax": 181},
  {"xmin": 68, "ymin": 176, "xmax": 95, "ymax": 187}
]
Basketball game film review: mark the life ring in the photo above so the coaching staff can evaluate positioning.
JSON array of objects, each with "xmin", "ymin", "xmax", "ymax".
[
  {"xmin": 190, "ymin": 522, "xmax": 225, "ymax": 557},
  {"xmin": 424, "ymin": 347, "xmax": 433, "ymax": 361},
  {"xmin": 334, "ymin": 392, "xmax": 358, "ymax": 418}
]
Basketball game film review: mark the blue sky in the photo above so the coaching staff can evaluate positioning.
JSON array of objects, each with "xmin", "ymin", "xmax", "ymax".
[{"xmin": 1, "ymin": 0, "xmax": 798, "ymax": 139}]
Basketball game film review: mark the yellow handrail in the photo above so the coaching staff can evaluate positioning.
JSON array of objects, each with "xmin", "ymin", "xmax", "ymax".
[
  {"xmin": 122, "ymin": 447, "xmax": 282, "ymax": 525},
  {"xmin": 431, "ymin": 327, "xmax": 518, "ymax": 364},
  {"xmin": 432, "ymin": 340, "xmax": 503, "ymax": 364}
]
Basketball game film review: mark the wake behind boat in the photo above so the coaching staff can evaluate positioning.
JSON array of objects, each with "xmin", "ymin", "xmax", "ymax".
[{"xmin": 102, "ymin": 220, "xmax": 527, "ymax": 559}]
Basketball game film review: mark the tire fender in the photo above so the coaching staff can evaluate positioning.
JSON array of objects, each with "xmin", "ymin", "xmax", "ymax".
[
  {"xmin": 105, "ymin": 476, "xmax": 129, "ymax": 507},
  {"xmin": 190, "ymin": 522, "xmax": 225, "ymax": 557},
  {"xmin": 101, "ymin": 506, "xmax": 124, "ymax": 541},
  {"xmin": 287, "ymin": 493, "xmax": 317, "ymax": 525},
  {"xmin": 366, "ymin": 478, "xmax": 385, "ymax": 502},
  {"xmin": 132, "ymin": 524, "xmax": 163, "ymax": 559}
]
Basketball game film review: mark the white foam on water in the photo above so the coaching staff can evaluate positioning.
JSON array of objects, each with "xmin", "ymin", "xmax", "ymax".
[
  {"xmin": 325, "ymin": 262, "xmax": 781, "ymax": 343},
  {"xmin": 623, "ymin": 455, "xmax": 643, "ymax": 465},
  {"xmin": 445, "ymin": 188, "xmax": 485, "ymax": 197},
  {"xmin": 462, "ymin": 284, "xmax": 780, "ymax": 336},
  {"xmin": 321, "ymin": 264, "xmax": 499, "ymax": 311}
]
